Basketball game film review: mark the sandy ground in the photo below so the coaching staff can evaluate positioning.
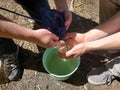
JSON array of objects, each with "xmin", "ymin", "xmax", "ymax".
[{"xmin": 0, "ymin": 0, "xmax": 120, "ymax": 90}]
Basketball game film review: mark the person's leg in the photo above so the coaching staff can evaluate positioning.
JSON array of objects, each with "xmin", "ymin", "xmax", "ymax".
[
  {"xmin": 15, "ymin": 0, "xmax": 50, "ymax": 23},
  {"xmin": 99, "ymin": 0, "xmax": 119, "ymax": 23},
  {"xmin": 15, "ymin": 0, "xmax": 50, "ymax": 53},
  {"xmin": 0, "ymin": 38, "xmax": 22, "ymax": 81}
]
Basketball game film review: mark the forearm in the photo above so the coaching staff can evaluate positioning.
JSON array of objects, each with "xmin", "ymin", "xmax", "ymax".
[
  {"xmin": 86, "ymin": 31, "xmax": 120, "ymax": 52},
  {"xmin": 84, "ymin": 11, "xmax": 120, "ymax": 41},
  {"xmin": 54, "ymin": 0, "xmax": 69, "ymax": 12},
  {"xmin": 0, "ymin": 14, "xmax": 34, "ymax": 42}
]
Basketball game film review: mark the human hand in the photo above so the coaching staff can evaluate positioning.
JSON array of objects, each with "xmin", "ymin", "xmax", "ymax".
[
  {"xmin": 32, "ymin": 29, "xmax": 64, "ymax": 48},
  {"xmin": 63, "ymin": 11, "xmax": 72, "ymax": 30},
  {"xmin": 65, "ymin": 32, "xmax": 85, "ymax": 45},
  {"xmin": 58, "ymin": 42, "xmax": 87, "ymax": 59},
  {"xmin": 58, "ymin": 32, "xmax": 86, "ymax": 58}
]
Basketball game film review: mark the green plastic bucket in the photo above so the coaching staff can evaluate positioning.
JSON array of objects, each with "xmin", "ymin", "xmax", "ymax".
[{"xmin": 42, "ymin": 47, "xmax": 80, "ymax": 81}]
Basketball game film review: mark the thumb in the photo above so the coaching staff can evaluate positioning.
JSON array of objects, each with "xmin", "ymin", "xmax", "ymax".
[
  {"xmin": 59, "ymin": 40, "xmax": 65, "ymax": 45},
  {"xmin": 66, "ymin": 49, "xmax": 74, "ymax": 57}
]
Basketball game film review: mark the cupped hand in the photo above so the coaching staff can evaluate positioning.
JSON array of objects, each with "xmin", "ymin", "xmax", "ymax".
[
  {"xmin": 33, "ymin": 29, "xmax": 65, "ymax": 48},
  {"xmin": 65, "ymin": 32, "xmax": 85, "ymax": 46},
  {"xmin": 58, "ymin": 42, "xmax": 87, "ymax": 59}
]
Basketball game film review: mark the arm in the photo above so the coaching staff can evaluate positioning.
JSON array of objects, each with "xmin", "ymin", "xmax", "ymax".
[
  {"xmin": 84, "ymin": 11, "xmax": 120, "ymax": 41},
  {"xmin": 65, "ymin": 11, "xmax": 120, "ymax": 45},
  {"xmin": 62, "ymin": 32, "xmax": 120, "ymax": 58},
  {"xmin": 59, "ymin": 11, "xmax": 120, "ymax": 58},
  {"xmin": 54, "ymin": 0, "xmax": 68, "ymax": 12},
  {"xmin": 0, "ymin": 14, "xmax": 33, "ymax": 41},
  {"xmin": 0, "ymin": 14, "xmax": 60, "ymax": 48},
  {"xmin": 86, "ymin": 31, "xmax": 120, "ymax": 52},
  {"xmin": 54, "ymin": 0, "xmax": 72, "ymax": 29}
]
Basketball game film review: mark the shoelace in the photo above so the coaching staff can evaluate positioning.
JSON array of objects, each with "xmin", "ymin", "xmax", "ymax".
[
  {"xmin": 3, "ymin": 53, "xmax": 18, "ymax": 72},
  {"xmin": 106, "ymin": 71, "xmax": 114, "ymax": 85}
]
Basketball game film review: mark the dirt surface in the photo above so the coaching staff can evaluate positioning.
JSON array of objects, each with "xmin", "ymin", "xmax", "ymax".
[{"xmin": 0, "ymin": 0, "xmax": 120, "ymax": 90}]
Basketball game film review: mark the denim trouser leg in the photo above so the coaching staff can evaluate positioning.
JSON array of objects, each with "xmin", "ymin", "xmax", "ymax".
[
  {"xmin": 100, "ymin": 0, "xmax": 119, "ymax": 23},
  {"xmin": 15, "ymin": 0, "xmax": 50, "ymax": 52},
  {"xmin": 15, "ymin": 0, "xmax": 50, "ymax": 24},
  {"xmin": 0, "ymin": 38, "xmax": 17, "ymax": 56}
]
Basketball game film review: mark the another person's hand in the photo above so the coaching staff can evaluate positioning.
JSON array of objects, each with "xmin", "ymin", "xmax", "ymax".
[
  {"xmin": 63, "ymin": 11, "xmax": 72, "ymax": 30},
  {"xmin": 65, "ymin": 32, "xmax": 85, "ymax": 46},
  {"xmin": 58, "ymin": 32, "xmax": 86, "ymax": 58},
  {"xmin": 58, "ymin": 42, "xmax": 87, "ymax": 59},
  {"xmin": 32, "ymin": 29, "xmax": 64, "ymax": 48}
]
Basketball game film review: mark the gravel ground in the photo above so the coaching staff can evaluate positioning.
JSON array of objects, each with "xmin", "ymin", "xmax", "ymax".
[{"xmin": 0, "ymin": 0, "xmax": 120, "ymax": 90}]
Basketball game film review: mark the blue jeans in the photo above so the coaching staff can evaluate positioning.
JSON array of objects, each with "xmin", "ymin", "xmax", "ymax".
[{"xmin": 15, "ymin": 0, "xmax": 50, "ymax": 23}]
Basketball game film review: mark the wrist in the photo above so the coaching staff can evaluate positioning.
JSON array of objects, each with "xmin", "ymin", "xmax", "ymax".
[
  {"xmin": 83, "ymin": 32, "xmax": 93, "ymax": 42},
  {"xmin": 60, "ymin": 9, "xmax": 70, "ymax": 13},
  {"xmin": 54, "ymin": 0, "xmax": 69, "ymax": 12},
  {"xmin": 20, "ymin": 29, "xmax": 35, "ymax": 42},
  {"xmin": 85, "ymin": 42, "xmax": 95, "ymax": 53},
  {"xmin": 83, "ymin": 28, "xmax": 105, "ymax": 42},
  {"xmin": 86, "ymin": 41, "xmax": 102, "ymax": 52}
]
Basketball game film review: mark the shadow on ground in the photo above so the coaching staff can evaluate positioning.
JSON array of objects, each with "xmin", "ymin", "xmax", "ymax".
[
  {"xmin": 0, "ymin": 12, "xmax": 119, "ymax": 87},
  {"xmin": 68, "ymin": 12, "xmax": 98, "ymax": 33},
  {"xmin": 18, "ymin": 46, "xmax": 106, "ymax": 86}
]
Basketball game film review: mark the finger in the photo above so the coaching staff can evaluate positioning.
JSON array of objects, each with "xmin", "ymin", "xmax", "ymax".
[
  {"xmin": 58, "ymin": 52, "xmax": 66, "ymax": 58},
  {"xmin": 49, "ymin": 39, "xmax": 65, "ymax": 47},
  {"xmin": 58, "ymin": 52, "xmax": 76, "ymax": 59},
  {"xmin": 48, "ymin": 39, "xmax": 58, "ymax": 47},
  {"xmin": 66, "ymin": 55, "xmax": 76, "ymax": 59},
  {"xmin": 65, "ymin": 49, "xmax": 74, "ymax": 57},
  {"xmin": 74, "ymin": 54, "xmax": 80, "ymax": 58},
  {"xmin": 65, "ymin": 32, "xmax": 76, "ymax": 39},
  {"xmin": 65, "ymin": 39, "xmax": 75, "ymax": 47},
  {"xmin": 59, "ymin": 54, "xmax": 75, "ymax": 59},
  {"xmin": 64, "ymin": 11, "xmax": 72, "ymax": 30},
  {"xmin": 51, "ymin": 34, "xmax": 59, "ymax": 41},
  {"xmin": 59, "ymin": 40, "xmax": 65, "ymax": 45},
  {"xmin": 65, "ymin": 21, "xmax": 70, "ymax": 30},
  {"xmin": 55, "ymin": 40, "xmax": 65, "ymax": 47}
]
